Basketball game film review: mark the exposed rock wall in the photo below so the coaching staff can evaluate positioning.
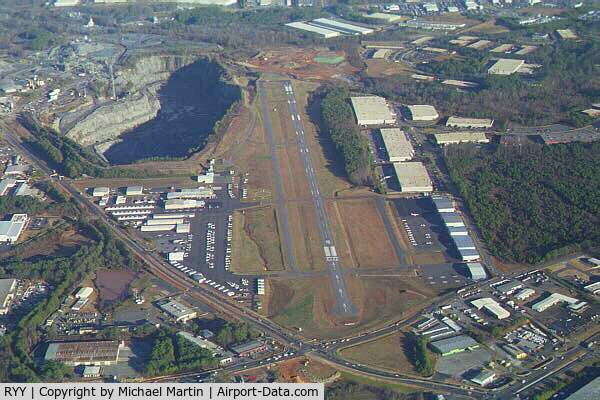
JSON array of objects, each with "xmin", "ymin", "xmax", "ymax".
[
  {"xmin": 63, "ymin": 55, "xmax": 194, "ymax": 146},
  {"xmin": 65, "ymin": 91, "xmax": 160, "ymax": 145}
]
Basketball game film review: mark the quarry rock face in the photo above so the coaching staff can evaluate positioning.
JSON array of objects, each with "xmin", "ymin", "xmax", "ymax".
[{"xmin": 63, "ymin": 55, "xmax": 195, "ymax": 146}]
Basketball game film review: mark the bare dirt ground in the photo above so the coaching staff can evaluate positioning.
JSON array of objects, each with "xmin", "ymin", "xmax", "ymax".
[
  {"xmin": 336, "ymin": 199, "xmax": 399, "ymax": 268},
  {"xmin": 463, "ymin": 19, "xmax": 510, "ymax": 34},
  {"xmin": 365, "ymin": 59, "xmax": 414, "ymax": 77},
  {"xmin": 95, "ymin": 269, "xmax": 137, "ymax": 302}
]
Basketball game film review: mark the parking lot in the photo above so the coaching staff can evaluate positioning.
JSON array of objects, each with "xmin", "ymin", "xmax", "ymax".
[{"xmin": 392, "ymin": 197, "xmax": 453, "ymax": 254}]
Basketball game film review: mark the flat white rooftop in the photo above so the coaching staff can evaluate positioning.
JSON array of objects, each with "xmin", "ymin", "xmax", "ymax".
[
  {"xmin": 406, "ymin": 104, "xmax": 439, "ymax": 121},
  {"xmin": 446, "ymin": 116, "xmax": 494, "ymax": 128},
  {"xmin": 350, "ymin": 96, "xmax": 395, "ymax": 126},
  {"xmin": 311, "ymin": 18, "xmax": 374, "ymax": 35},
  {"xmin": 434, "ymin": 132, "xmax": 489, "ymax": 145},
  {"xmin": 380, "ymin": 128, "xmax": 414, "ymax": 162},
  {"xmin": 488, "ymin": 58, "xmax": 525, "ymax": 75},
  {"xmin": 285, "ymin": 22, "xmax": 340, "ymax": 38},
  {"xmin": 392, "ymin": 162, "xmax": 433, "ymax": 193}
]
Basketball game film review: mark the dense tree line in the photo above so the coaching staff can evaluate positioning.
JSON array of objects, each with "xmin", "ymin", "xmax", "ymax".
[
  {"xmin": 408, "ymin": 333, "xmax": 435, "ymax": 376},
  {"xmin": 445, "ymin": 141, "xmax": 600, "ymax": 264},
  {"xmin": 318, "ymin": 88, "xmax": 372, "ymax": 186},
  {"xmin": 213, "ymin": 322, "xmax": 259, "ymax": 348},
  {"xmin": 19, "ymin": 114, "xmax": 158, "ymax": 179},
  {"xmin": 326, "ymin": 381, "xmax": 412, "ymax": 400},
  {"xmin": 145, "ymin": 328, "xmax": 217, "ymax": 376},
  {"xmin": 0, "ymin": 220, "xmax": 141, "ymax": 382}
]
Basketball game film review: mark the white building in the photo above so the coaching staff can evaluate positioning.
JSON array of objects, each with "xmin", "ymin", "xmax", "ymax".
[
  {"xmin": 164, "ymin": 199, "xmax": 205, "ymax": 210},
  {"xmin": 434, "ymin": 132, "xmax": 489, "ymax": 146},
  {"xmin": 0, "ymin": 214, "xmax": 28, "ymax": 243},
  {"xmin": 515, "ymin": 288, "xmax": 535, "ymax": 301},
  {"xmin": 76, "ymin": 287, "xmax": 93, "ymax": 299},
  {"xmin": 168, "ymin": 252, "xmax": 185, "ymax": 262},
  {"xmin": 406, "ymin": 105, "xmax": 439, "ymax": 121},
  {"xmin": 92, "ymin": 187, "xmax": 110, "ymax": 197},
  {"xmin": 350, "ymin": 96, "xmax": 396, "ymax": 126},
  {"xmin": 446, "ymin": 117, "xmax": 494, "ymax": 129},
  {"xmin": 471, "ymin": 297, "xmax": 510, "ymax": 319},
  {"xmin": 0, "ymin": 278, "xmax": 17, "ymax": 315},
  {"xmin": 310, "ymin": 18, "xmax": 374, "ymax": 36},
  {"xmin": 392, "ymin": 162, "xmax": 433, "ymax": 193},
  {"xmin": 125, "ymin": 186, "xmax": 143, "ymax": 196},
  {"xmin": 285, "ymin": 22, "xmax": 340, "ymax": 38},
  {"xmin": 158, "ymin": 300, "xmax": 197, "ymax": 322},
  {"xmin": 467, "ymin": 263, "xmax": 487, "ymax": 281},
  {"xmin": 0, "ymin": 178, "xmax": 17, "ymax": 196},
  {"xmin": 488, "ymin": 58, "xmax": 525, "ymax": 75},
  {"xmin": 532, "ymin": 293, "xmax": 584, "ymax": 312},
  {"xmin": 166, "ymin": 188, "xmax": 215, "ymax": 200},
  {"xmin": 380, "ymin": 128, "xmax": 414, "ymax": 162},
  {"xmin": 54, "ymin": 0, "xmax": 80, "ymax": 6}
]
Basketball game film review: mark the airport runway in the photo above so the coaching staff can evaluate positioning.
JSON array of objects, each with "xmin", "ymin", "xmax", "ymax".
[
  {"xmin": 258, "ymin": 81, "xmax": 298, "ymax": 272},
  {"xmin": 281, "ymin": 80, "xmax": 356, "ymax": 316}
]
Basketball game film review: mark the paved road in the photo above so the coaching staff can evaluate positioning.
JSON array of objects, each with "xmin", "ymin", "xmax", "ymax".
[
  {"xmin": 258, "ymin": 81, "xmax": 298, "ymax": 272},
  {"xmin": 281, "ymin": 80, "xmax": 356, "ymax": 317}
]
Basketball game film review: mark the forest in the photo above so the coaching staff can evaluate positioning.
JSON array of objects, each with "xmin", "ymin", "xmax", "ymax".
[
  {"xmin": 318, "ymin": 87, "xmax": 372, "ymax": 186},
  {"xmin": 445, "ymin": 141, "xmax": 600, "ymax": 264},
  {"xmin": 365, "ymin": 39, "xmax": 599, "ymax": 127}
]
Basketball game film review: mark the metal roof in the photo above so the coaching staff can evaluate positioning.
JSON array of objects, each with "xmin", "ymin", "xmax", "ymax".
[
  {"xmin": 566, "ymin": 376, "xmax": 600, "ymax": 400},
  {"xmin": 379, "ymin": 128, "xmax": 414, "ymax": 162},
  {"xmin": 467, "ymin": 263, "xmax": 487, "ymax": 280},
  {"xmin": 432, "ymin": 195, "xmax": 454, "ymax": 212},
  {"xmin": 431, "ymin": 335, "xmax": 479, "ymax": 353},
  {"xmin": 392, "ymin": 162, "xmax": 433, "ymax": 192},
  {"xmin": 453, "ymin": 235, "xmax": 476, "ymax": 250}
]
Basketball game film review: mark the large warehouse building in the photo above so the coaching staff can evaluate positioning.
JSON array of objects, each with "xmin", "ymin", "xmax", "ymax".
[
  {"xmin": 0, "ymin": 278, "xmax": 17, "ymax": 315},
  {"xmin": 446, "ymin": 117, "xmax": 494, "ymax": 128},
  {"xmin": 471, "ymin": 297, "xmax": 511, "ymax": 319},
  {"xmin": 285, "ymin": 22, "xmax": 340, "ymax": 38},
  {"xmin": 350, "ymin": 96, "xmax": 396, "ymax": 126},
  {"xmin": 44, "ymin": 340, "xmax": 123, "ymax": 366},
  {"xmin": 0, "ymin": 214, "xmax": 28, "ymax": 243},
  {"xmin": 434, "ymin": 132, "xmax": 489, "ymax": 146},
  {"xmin": 380, "ymin": 128, "xmax": 414, "ymax": 162},
  {"xmin": 310, "ymin": 18, "xmax": 374, "ymax": 35},
  {"xmin": 405, "ymin": 104, "xmax": 439, "ymax": 121},
  {"xmin": 392, "ymin": 162, "xmax": 433, "ymax": 193},
  {"xmin": 430, "ymin": 335, "xmax": 479, "ymax": 356},
  {"xmin": 488, "ymin": 58, "xmax": 525, "ymax": 75}
]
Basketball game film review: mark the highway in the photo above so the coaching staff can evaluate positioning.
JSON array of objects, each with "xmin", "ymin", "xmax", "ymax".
[{"xmin": 281, "ymin": 80, "xmax": 356, "ymax": 317}]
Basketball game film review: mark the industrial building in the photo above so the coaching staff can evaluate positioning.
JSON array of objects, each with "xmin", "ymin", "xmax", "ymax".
[
  {"xmin": 471, "ymin": 297, "xmax": 511, "ymax": 319},
  {"xmin": 372, "ymin": 49, "xmax": 391, "ymax": 59},
  {"xmin": 157, "ymin": 300, "xmax": 197, "ymax": 322},
  {"xmin": 392, "ymin": 162, "xmax": 433, "ymax": 193},
  {"xmin": 363, "ymin": 12, "xmax": 404, "ymax": 23},
  {"xmin": 285, "ymin": 22, "xmax": 340, "ymax": 38},
  {"xmin": 446, "ymin": 117, "xmax": 494, "ymax": 129},
  {"xmin": 146, "ymin": 218, "xmax": 185, "ymax": 226},
  {"xmin": 502, "ymin": 344, "xmax": 527, "ymax": 359},
  {"xmin": 448, "ymin": 226, "xmax": 468, "ymax": 236},
  {"xmin": 400, "ymin": 19, "xmax": 466, "ymax": 31},
  {"xmin": 515, "ymin": 288, "xmax": 536, "ymax": 301},
  {"xmin": 310, "ymin": 18, "xmax": 374, "ymax": 36},
  {"xmin": 4, "ymin": 164, "xmax": 30, "ymax": 176},
  {"xmin": 532, "ymin": 293, "xmax": 585, "ymax": 312},
  {"xmin": 125, "ymin": 186, "xmax": 143, "ymax": 196},
  {"xmin": 44, "ymin": 340, "xmax": 123, "ymax": 366},
  {"xmin": 440, "ymin": 213, "xmax": 464, "ymax": 228},
  {"xmin": 230, "ymin": 340, "xmax": 268, "ymax": 357},
  {"xmin": 176, "ymin": 223, "xmax": 190, "ymax": 234},
  {"xmin": 379, "ymin": 128, "xmax": 414, "ymax": 162},
  {"xmin": 82, "ymin": 366, "xmax": 101, "ymax": 378},
  {"xmin": 467, "ymin": 263, "xmax": 487, "ymax": 281},
  {"xmin": 166, "ymin": 188, "xmax": 215, "ymax": 200},
  {"xmin": 459, "ymin": 249, "xmax": 480, "ymax": 262},
  {"xmin": 0, "ymin": 214, "xmax": 28, "ymax": 243},
  {"xmin": 177, "ymin": 332, "xmax": 233, "ymax": 365},
  {"xmin": 168, "ymin": 252, "xmax": 185, "ymax": 262},
  {"xmin": 432, "ymin": 195, "xmax": 455, "ymax": 213},
  {"xmin": 488, "ymin": 58, "xmax": 525, "ymax": 75},
  {"xmin": 0, "ymin": 278, "xmax": 17, "ymax": 315},
  {"xmin": 584, "ymin": 282, "xmax": 600, "ymax": 296},
  {"xmin": 539, "ymin": 130, "xmax": 600, "ymax": 145},
  {"xmin": 54, "ymin": 0, "xmax": 80, "ymax": 6},
  {"xmin": 141, "ymin": 224, "xmax": 175, "ymax": 232},
  {"xmin": 497, "ymin": 281, "xmax": 523, "ymax": 295},
  {"xmin": 453, "ymin": 235, "xmax": 476, "ymax": 250},
  {"xmin": 470, "ymin": 370, "xmax": 496, "ymax": 387},
  {"xmin": 406, "ymin": 104, "xmax": 439, "ymax": 121},
  {"xmin": 92, "ymin": 187, "xmax": 110, "ymax": 197},
  {"xmin": 430, "ymin": 335, "xmax": 479, "ymax": 356},
  {"xmin": 350, "ymin": 96, "xmax": 395, "ymax": 126},
  {"xmin": 0, "ymin": 178, "xmax": 17, "ymax": 196},
  {"xmin": 556, "ymin": 29, "xmax": 578, "ymax": 40},
  {"xmin": 434, "ymin": 132, "xmax": 489, "ymax": 146},
  {"xmin": 164, "ymin": 199, "xmax": 205, "ymax": 210}
]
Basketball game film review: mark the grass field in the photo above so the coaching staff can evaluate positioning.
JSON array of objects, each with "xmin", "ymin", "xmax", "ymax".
[
  {"xmin": 237, "ymin": 206, "xmax": 285, "ymax": 272},
  {"xmin": 337, "ymin": 199, "xmax": 399, "ymax": 268},
  {"xmin": 230, "ymin": 210, "xmax": 271, "ymax": 274},
  {"xmin": 314, "ymin": 55, "xmax": 345, "ymax": 65},
  {"xmin": 267, "ymin": 275, "xmax": 433, "ymax": 339},
  {"xmin": 340, "ymin": 331, "xmax": 419, "ymax": 375}
]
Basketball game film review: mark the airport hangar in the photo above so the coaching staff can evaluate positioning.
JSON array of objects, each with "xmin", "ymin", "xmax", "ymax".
[
  {"xmin": 380, "ymin": 128, "xmax": 414, "ymax": 162},
  {"xmin": 350, "ymin": 96, "xmax": 396, "ymax": 126},
  {"xmin": 392, "ymin": 162, "xmax": 433, "ymax": 193}
]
